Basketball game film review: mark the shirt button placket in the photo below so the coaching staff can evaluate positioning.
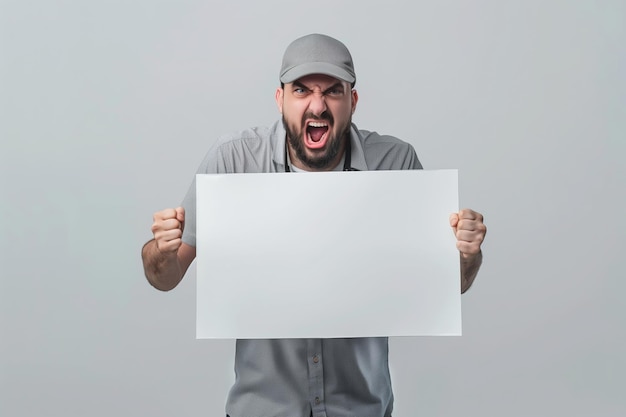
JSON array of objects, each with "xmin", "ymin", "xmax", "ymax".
[{"xmin": 307, "ymin": 339, "xmax": 326, "ymax": 417}]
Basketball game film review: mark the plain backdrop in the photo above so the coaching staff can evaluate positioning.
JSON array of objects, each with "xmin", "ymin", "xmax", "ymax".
[{"xmin": 1, "ymin": 1, "xmax": 624, "ymax": 416}]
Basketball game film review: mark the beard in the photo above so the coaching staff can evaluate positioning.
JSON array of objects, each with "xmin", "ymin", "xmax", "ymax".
[{"xmin": 283, "ymin": 111, "xmax": 352, "ymax": 171}]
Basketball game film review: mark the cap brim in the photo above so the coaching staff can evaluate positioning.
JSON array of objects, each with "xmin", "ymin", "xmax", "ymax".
[{"xmin": 280, "ymin": 62, "xmax": 355, "ymax": 84}]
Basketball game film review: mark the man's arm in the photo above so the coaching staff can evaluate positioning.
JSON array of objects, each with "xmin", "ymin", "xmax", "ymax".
[
  {"xmin": 450, "ymin": 209, "xmax": 487, "ymax": 293},
  {"xmin": 460, "ymin": 250, "xmax": 482, "ymax": 293},
  {"xmin": 142, "ymin": 207, "xmax": 196, "ymax": 291}
]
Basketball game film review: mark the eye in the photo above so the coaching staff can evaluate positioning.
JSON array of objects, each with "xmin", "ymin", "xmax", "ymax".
[
  {"xmin": 326, "ymin": 87, "xmax": 345, "ymax": 97},
  {"xmin": 293, "ymin": 87, "xmax": 308, "ymax": 96}
]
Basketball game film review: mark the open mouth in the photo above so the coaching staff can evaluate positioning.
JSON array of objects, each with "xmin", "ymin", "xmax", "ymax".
[{"xmin": 305, "ymin": 121, "xmax": 330, "ymax": 149}]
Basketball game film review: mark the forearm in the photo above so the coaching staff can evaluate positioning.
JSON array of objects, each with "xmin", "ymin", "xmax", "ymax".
[
  {"xmin": 460, "ymin": 250, "xmax": 482, "ymax": 294},
  {"xmin": 142, "ymin": 239, "xmax": 184, "ymax": 291}
]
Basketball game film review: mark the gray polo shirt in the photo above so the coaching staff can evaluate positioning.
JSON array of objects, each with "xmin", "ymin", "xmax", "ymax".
[{"xmin": 181, "ymin": 120, "xmax": 422, "ymax": 417}]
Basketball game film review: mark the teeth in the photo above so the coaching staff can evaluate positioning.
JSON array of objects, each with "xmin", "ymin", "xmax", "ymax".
[{"xmin": 308, "ymin": 122, "xmax": 328, "ymax": 127}]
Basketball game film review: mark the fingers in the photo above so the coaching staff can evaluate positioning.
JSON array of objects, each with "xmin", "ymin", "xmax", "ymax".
[
  {"xmin": 151, "ymin": 207, "xmax": 185, "ymax": 254},
  {"xmin": 154, "ymin": 228, "xmax": 183, "ymax": 253},
  {"xmin": 449, "ymin": 213, "xmax": 459, "ymax": 228},
  {"xmin": 458, "ymin": 208, "xmax": 482, "ymax": 221},
  {"xmin": 456, "ymin": 240, "xmax": 482, "ymax": 257},
  {"xmin": 451, "ymin": 208, "xmax": 484, "ymax": 232},
  {"xmin": 451, "ymin": 208, "xmax": 487, "ymax": 258},
  {"xmin": 175, "ymin": 206, "xmax": 185, "ymax": 223},
  {"xmin": 152, "ymin": 207, "xmax": 185, "ymax": 225}
]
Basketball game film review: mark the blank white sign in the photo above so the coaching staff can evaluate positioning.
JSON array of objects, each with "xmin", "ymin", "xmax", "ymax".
[{"xmin": 196, "ymin": 169, "xmax": 461, "ymax": 339}]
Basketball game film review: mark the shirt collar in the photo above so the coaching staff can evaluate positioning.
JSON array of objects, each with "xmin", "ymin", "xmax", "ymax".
[
  {"xmin": 271, "ymin": 120, "xmax": 288, "ymax": 170},
  {"xmin": 348, "ymin": 123, "xmax": 368, "ymax": 171}
]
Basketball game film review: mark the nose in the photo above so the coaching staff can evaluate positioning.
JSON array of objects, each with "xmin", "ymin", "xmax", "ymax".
[{"xmin": 307, "ymin": 91, "xmax": 327, "ymax": 117}]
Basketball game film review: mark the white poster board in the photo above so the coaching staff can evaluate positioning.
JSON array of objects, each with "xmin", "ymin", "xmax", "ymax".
[{"xmin": 196, "ymin": 169, "xmax": 461, "ymax": 338}]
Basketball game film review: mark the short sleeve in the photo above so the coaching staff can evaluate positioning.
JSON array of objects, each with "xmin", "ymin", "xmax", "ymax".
[
  {"xmin": 402, "ymin": 143, "xmax": 423, "ymax": 170},
  {"xmin": 181, "ymin": 144, "xmax": 226, "ymax": 247}
]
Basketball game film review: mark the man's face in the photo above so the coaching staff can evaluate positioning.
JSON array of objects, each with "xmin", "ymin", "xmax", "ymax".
[{"xmin": 276, "ymin": 74, "xmax": 358, "ymax": 171}]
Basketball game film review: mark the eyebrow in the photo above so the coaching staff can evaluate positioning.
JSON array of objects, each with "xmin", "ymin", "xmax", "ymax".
[
  {"xmin": 291, "ymin": 81, "xmax": 345, "ymax": 94},
  {"xmin": 323, "ymin": 82, "xmax": 345, "ymax": 94},
  {"xmin": 291, "ymin": 80, "xmax": 310, "ymax": 91}
]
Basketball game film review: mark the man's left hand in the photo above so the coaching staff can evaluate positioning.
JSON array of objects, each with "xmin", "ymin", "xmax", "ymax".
[{"xmin": 449, "ymin": 209, "xmax": 486, "ymax": 259}]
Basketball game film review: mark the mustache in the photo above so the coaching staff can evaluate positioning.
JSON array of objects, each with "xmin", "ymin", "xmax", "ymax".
[{"xmin": 302, "ymin": 111, "xmax": 333, "ymax": 125}]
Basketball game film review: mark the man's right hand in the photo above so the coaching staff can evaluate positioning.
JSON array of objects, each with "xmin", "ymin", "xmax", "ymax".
[
  {"xmin": 143, "ymin": 206, "xmax": 195, "ymax": 291},
  {"xmin": 151, "ymin": 207, "xmax": 185, "ymax": 255}
]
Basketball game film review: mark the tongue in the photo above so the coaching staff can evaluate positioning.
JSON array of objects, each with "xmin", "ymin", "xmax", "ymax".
[{"xmin": 308, "ymin": 126, "xmax": 327, "ymax": 142}]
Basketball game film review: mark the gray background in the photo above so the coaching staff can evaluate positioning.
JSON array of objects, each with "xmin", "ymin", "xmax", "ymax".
[{"xmin": 1, "ymin": 0, "xmax": 624, "ymax": 416}]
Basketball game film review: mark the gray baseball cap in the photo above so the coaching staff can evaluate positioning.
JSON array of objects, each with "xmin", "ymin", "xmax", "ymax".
[{"xmin": 279, "ymin": 34, "xmax": 356, "ymax": 85}]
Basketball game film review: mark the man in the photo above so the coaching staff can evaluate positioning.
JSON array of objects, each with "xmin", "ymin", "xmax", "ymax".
[{"xmin": 142, "ymin": 33, "xmax": 486, "ymax": 417}]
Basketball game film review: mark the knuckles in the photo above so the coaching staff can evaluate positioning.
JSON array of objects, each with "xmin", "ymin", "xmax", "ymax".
[
  {"xmin": 151, "ymin": 218, "xmax": 181, "ymax": 234},
  {"xmin": 150, "ymin": 208, "xmax": 185, "ymax": 253},
  {"xmin": 451, "ymin": 209, "xmax": 487, "ymax": 256},
  {"xmin": 458, "ymin": 209, "xmax": 484, "ymax": 222},
  {"xmin": 456, "ymin": 217, "xmax": 487, "ymax": 235},
  {"xmin": 153, "ymin": 208, "xmax": 177, "ymax": 222}
]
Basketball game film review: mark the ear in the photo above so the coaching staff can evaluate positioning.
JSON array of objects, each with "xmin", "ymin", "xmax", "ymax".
[
  {"xmin": 275, "ymin": 87, "xmax": 284, "ymax": 114},
  {"xmin": 351, "ymin": 89, "xmax": 359, "ymax": 114}
]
